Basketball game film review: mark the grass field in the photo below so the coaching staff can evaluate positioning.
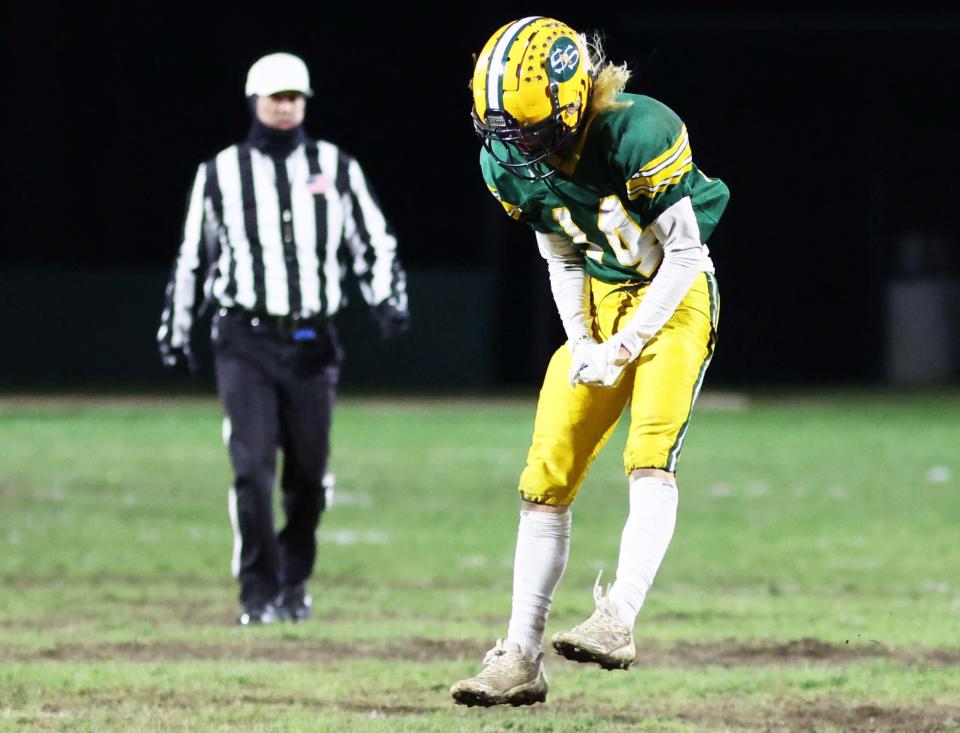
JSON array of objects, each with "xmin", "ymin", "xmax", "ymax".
[{"xmin": 1, "ymin": 390, "xmax": 959, "ymax": 732}]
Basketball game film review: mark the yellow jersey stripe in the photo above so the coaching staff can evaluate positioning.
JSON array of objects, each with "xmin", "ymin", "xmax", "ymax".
[
  {"xmin": 627, "ymin": 152, "xmax": 692, "ymax": 192},
  {"xmin": 487, "ymin": 184, "xmax": 523, "ymax": 219},
  {"xmin": 627, "ymin": 143, "xmax": 691, "ymax": 192},
  {"xmin": 627, "ymin": 159, "xmax": 693, "ymax": 200},
  {"xmin": 636, "ymin": 125, "xmax": 689, "ymax": 176},
  {"xmin": 626, "ymin": 126, "xmax": 693, "ymax": 197},
  {"xmin": 637, "ymin": 126, "xmax": 689, "ymax": 177}
]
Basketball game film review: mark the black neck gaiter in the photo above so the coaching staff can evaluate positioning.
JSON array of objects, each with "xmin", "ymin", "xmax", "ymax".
[{"xmin": 247, "ymin": 118, "xmax": 306, "ymax": 158}]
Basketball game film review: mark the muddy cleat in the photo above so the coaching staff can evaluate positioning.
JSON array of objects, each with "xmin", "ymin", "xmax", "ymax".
[
  {"xmin": 450, "ymin": 639, "xmax": 548, "ymax": 707},
  {"xmin": 551, "ymin": 577, "xmax": 636, "ymax": 670}
]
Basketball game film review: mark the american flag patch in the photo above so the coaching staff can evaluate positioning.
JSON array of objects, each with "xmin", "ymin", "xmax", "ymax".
[{"xmin": 305, "ymin": 174, "xmax": 330, "ymax": 194}]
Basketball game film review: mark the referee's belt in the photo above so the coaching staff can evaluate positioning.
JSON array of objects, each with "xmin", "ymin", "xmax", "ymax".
[{"xmin": 219, "ymin": 307, "xmax": 328, "ymax": 342}]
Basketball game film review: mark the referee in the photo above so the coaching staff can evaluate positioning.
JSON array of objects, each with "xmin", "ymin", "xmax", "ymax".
[{"xmin": 157, "ymin": 52, "xmax": 408, "ymax": 625}]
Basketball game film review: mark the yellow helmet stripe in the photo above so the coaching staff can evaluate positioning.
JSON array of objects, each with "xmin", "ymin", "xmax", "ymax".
[{"xmin": 486, "ymin": 16, "xmax": 543, "ymax": 113}]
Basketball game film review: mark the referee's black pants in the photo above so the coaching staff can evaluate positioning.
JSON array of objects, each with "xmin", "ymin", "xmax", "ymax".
[{"xmin": 212, "ymin": 310, "xmax": 340, "ymax": 607}]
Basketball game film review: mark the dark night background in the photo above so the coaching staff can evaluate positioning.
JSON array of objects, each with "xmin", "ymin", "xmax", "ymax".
[{"xmin": 3, "ymin": 4, "xmax": 959, "ymax": 391}]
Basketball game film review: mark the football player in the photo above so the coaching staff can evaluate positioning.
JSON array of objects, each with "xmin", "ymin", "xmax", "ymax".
[{"xmin": 450, "ymin": 17, "xmax": 729, "ymax": 706}]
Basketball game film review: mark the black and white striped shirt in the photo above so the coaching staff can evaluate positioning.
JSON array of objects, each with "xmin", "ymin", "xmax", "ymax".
[{"xmin": 158, "ymin": 138, "xmax": 407, "ymax": 349}]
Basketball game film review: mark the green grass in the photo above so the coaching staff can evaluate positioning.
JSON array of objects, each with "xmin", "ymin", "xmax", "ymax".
[{"xmin": 1, "ymin": 390, "xmax": 959, "ymax": 731}]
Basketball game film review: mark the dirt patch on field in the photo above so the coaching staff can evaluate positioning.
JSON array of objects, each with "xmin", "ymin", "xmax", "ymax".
[
  {"xmin": 6, "ymin": 637, "xmax": 959, "ymax": 669},
  {"xmin": 16, "ymin": 701, "xmax": 960, "ymax": 733},
  {"xmin": 540, "ymin": 699, "xmax": 960, "ymax": 733},
  {"xmin": 640, "ymin": 636, "xmax": 960, "ymax": 668},
  {"xmin": 17, "ymin": 689, "xmax": 957, "ymax": 733},
  {"xmin": 672, "ymin": 699, "xmax": 960, "ymax": 733},
  {"xmin": 473, "ymin": 695, "xmax": 960, "ymax": 733},
  {"xmin": 2, "ymin": 638, "xmax": 489, "ymax": 664}
]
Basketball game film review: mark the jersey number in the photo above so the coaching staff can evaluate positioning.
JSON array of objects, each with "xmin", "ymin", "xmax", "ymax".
[{"xmin": 552, "ymin": 196, "xmax": 662, "ymax": 278}]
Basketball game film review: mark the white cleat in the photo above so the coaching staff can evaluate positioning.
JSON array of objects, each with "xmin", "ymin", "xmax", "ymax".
[
  {"xmin": 552, "ymin": 577, "xmax": 636, "ymax": 670},
  {"xmin": 450, "ymin": 639, "xmax": 548, "ymax": 707}
]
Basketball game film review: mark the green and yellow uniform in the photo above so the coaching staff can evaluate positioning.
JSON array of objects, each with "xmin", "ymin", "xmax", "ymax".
[
  {"xmin": 483, "ymin": 94, "xmax": 729, "ymax": 504},
  {"xmin": 482, "ymin": 93, "xmax": 728, "ymax": 284}
]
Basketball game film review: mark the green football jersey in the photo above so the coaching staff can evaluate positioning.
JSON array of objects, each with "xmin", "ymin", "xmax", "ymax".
[{"xmin": 480, "ymin": 93, "xmax": 730, "ymax": 284}]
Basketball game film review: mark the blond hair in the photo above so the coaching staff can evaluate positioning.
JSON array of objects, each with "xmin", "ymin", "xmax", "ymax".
[{"xmin": 583, "ymin": 33, "xmax": 632, "ymax": 113}]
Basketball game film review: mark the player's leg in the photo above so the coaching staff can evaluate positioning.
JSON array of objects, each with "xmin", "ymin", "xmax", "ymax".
[
  {"xmin": 614, "ymin": 272, "xmax": 718, "ymax": 623},
  {"xmin": 451, "ymin": 344, "xmax": 631, "ymax": 706},
  {"xmin": 553, "ymin": 272, "xmax": 719, "ymax": 668},
  {"xmin": 507, "ymin": 343, "xmax": 633, "ymax": 654},
  {"xmin": 275, "ymin": 331, "xmax": 341, "ymax": 621},
  {"xmin": 551, "ymin": 467, "xmax": 676, "ymax": 670},
  {"xmin": 213, "ymin": 313, "xmax": 283, "ymax": 624},
  {"xmin": 505, "ymin": 500, "xmax": 570, "ymax": 662}
]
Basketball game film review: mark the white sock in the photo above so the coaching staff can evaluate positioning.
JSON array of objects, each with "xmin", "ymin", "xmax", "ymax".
[
  {"xmin": 506, "ymin": 509, "xmax": 572, "ymax": 659},
  {"xmin": 608, "ymin": 476, "xmax": 679, "ymax": 629}
]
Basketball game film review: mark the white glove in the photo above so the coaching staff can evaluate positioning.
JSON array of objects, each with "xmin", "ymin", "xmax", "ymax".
[
  {"xmin": 568, "ymin": 337, "xmax": 624, "ymax": 388},
  {"xmin": 568, "ymin": 332, "xmax": 647, "ymax": 388}
]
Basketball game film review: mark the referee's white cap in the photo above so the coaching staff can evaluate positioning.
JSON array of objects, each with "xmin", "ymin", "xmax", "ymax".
[{"xmin": 245, "ymin": 52, "xmax": 313, "ymax": 97}]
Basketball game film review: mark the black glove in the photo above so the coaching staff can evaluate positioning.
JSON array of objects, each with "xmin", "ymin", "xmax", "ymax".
[
  {"xmin": 159, "ymin": 342, "xmax": 197, "ymax": 376},
  {"xmin": 371, "ymin": 302, "xmax": 410, "ymax": 341}
]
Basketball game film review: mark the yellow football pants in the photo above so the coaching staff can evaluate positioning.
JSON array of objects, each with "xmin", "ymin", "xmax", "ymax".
[{"xmin": 518, "ymin": 272, "xmax": 719, "ymax": 506}]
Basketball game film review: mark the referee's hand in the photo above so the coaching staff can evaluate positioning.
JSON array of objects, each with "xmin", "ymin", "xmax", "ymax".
[
  {"xmin": 372, "ymin": 302, "xmax": 410, "ymax": 341},
  {"xmin": 159, "ymin": 342, "xmax": 197, "ymax": 376}
]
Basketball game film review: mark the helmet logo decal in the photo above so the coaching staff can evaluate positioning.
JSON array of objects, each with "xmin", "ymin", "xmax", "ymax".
[{"xmin": 547, "ymin": 40, "xmax": 580, "ymax": 82}]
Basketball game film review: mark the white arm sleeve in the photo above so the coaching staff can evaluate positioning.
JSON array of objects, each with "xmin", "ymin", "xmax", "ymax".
[
  {"xmin": 613, "ymin": 196, "xmax": 710, "ymax": 356},
  {"xmin": 535, "ymin": 231, "xmax": 591, "ymax": 345}
]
